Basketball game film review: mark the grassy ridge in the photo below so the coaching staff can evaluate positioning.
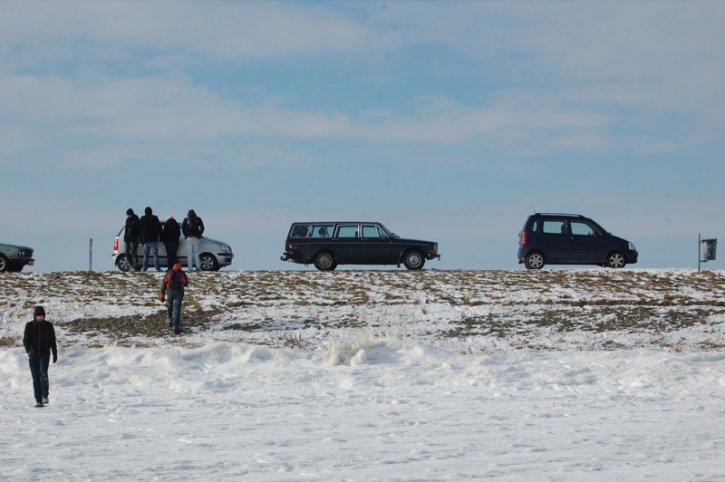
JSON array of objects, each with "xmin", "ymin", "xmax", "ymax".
[{"xmin": 1, "ymin": 269, "xmax": 724, "ymax": 351}]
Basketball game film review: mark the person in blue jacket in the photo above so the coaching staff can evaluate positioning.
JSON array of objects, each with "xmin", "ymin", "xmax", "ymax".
[{"xmin": 23, "ymin": 306, "xmax": 58, "ymax": 408}]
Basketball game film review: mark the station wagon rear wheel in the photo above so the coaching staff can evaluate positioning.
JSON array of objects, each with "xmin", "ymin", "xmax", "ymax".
[
  {"xmin": 525, "ymin": 252, "xmax": 545, "ymax": 270},
  {"xmin": 403, "ymin": 250, "xmax": 425, "ymax": 270},
  {"xmin": 313, "ymin": 251, "xmax": 336, "ymax": 271},
  {"xmin": 606, "ymin": 252, "xmax": 626, "ymax": 269},
  {"xmin": 0, "ymin": 254, "xmax": 9, "ymax": 273}
]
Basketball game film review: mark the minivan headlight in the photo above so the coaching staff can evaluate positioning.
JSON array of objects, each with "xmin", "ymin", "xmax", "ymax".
[
  {"xmin": 219, "ymin": 244, "xmax": 232, "ymax": 253},
  {"xmin": 628, "ymin": 242, "xmax": 637, "ymax": 251}
]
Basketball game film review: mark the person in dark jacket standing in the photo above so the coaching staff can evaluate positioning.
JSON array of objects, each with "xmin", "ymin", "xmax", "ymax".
[
  {"xmin": 160, "ymin": 263, "xmax": 189, "ymax": 334},
  {"xmin": 182, "ymin": 209, "xmax": 205, "ymax": 271},
  {"xmin": 139, "ymin": 206, "xmax": 162, "ymax": 272},
  {"xmin": 162, "ymin": 215, "xmax": 181, "ymax": 269},
  {"xmin": 124, "ymin": 208, "xmax": 141, "ymax": 271},
  {"xmin": 23, "ymin": 306, "xmax": 58, "ymax": 408}
]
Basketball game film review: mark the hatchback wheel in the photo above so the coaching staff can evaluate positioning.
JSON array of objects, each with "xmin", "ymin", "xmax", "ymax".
[
  {"xmin": 199, "ymin": 253, "xmax": 219, "ymax": 271},
  {"xmin": 403, "ymin": 250, "xmax": 425, "ymax": 270},
  {"xmin": 525, "ymin": 252, "xmax": 545, "ymax": 270},
  {"xmin": 116, "ymin": 255, "xmax": 132, "ymax": 272},
  {"xmin": 606, "ymin": 252, "xmax": 626, "ymax": 269},
  {"xmin": 313, "ymin": 251, "xmax": 336, "ymax": 271}
]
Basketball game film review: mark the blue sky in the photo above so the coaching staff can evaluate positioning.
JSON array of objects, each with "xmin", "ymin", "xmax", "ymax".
[{"xmin": 2, "ymin": 1, "xmax": 723, "ymax": 271}]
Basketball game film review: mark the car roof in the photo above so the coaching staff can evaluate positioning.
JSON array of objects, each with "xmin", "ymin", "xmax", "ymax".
[
  {"xmin": 291, "ymin": 221, "xmax": 383, "ymax": 225},
  {"xmin": 531, "ymin": 213, "xmax": 587, "ymax": 218}
]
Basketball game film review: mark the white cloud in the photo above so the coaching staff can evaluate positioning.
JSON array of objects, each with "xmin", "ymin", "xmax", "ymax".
[
  {"xmin": 0, "ymin": 71, "xmax": 614, "ymax": 156},
  {"xmin": 0, "ymin": 2, "xmax": 379, "ymax": 61}
]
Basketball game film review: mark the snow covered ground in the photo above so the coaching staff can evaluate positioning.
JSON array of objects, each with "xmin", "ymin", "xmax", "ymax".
[{"xmin": 1, "ymin": 269, "xmax": 724, "ymax": 480}]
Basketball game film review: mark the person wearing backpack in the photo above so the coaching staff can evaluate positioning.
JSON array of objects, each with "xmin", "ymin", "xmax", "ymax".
[
  {"xmin": 160, "ymin": 263, "xmax": 189, "ymax": 334},
  {"xmin": 23, "ymin": 306, "xmax": 58, "ymax": 407},
  {"xmin": 182, "ymin": 209, "xmax": 204, "ymax": 271}
]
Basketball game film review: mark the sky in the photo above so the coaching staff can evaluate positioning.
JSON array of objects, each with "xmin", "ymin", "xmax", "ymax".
[{"xmin": 1, "ymin": 1, "xmax": 724, "ymax": 272}]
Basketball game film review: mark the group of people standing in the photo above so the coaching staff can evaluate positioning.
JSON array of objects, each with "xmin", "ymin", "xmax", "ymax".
[{"xmin": 124, "ymin": 207, "xmax": 205, "ymax": 272}]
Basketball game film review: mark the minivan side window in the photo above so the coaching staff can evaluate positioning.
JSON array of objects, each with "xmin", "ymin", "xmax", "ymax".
[
  {"xmin": 570, "ymin": 221, "xmax": 597, "ymax": 236},
  {"xmin": 337, "ymin": 225, "xmax": 358, "ymax": 238},
  {"xmin": 543, "ymin": 220, "xmax": 566, "ymax": 235}
]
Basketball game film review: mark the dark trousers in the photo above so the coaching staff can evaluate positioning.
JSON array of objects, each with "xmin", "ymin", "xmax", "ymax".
[
  {"xmin": 125, "ymin": 240, "xmax": 139, "ymax": 269},
  {"xmin": 166, "ymin": 292, "xmax": 184, "ymax": 332},
  {"xmin": 28, "ymin": 354, "xmax": 50, "ymax": 403},
  {"xmin": 164, "ymin": 241, "xmax": 179, "ymax": 269}
]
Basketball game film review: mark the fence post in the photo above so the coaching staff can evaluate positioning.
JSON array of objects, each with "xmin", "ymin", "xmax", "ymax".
[{"xmin": 89, "ymin": 238, "xmax": 93, "ymax": 272}]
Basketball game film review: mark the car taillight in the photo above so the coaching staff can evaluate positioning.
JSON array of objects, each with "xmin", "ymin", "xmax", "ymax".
[
  {"xmin": 520, "ymin": 231, "xmax": 528, "ymax": 246},
  {"xmin": 114, "ymin": 237, "xmax": 119, "ymax": 252}
]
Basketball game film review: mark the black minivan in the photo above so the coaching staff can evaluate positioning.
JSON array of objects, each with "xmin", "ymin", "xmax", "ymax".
[{"xmin": 518, "ymin": 213, "xmax": 638, "ymax": 269}]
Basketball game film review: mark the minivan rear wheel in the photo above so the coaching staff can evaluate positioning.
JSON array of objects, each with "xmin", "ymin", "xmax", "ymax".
[
  {"xmin": 525, "ymin": 252, "xmax": 545, "ymax": 270},
  {"xmin": 606, "ymin": 252, "xmax": 626, "ymax": 269},
  {"xmin": 313, "ymin": 251, "xmax": 337, "ymax": 271}
]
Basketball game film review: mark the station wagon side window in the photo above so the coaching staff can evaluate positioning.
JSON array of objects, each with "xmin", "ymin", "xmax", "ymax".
[
  {"xmin": 336, "ymin": 225, "xmax": 359, "ymax": 238},
  {"xmin": 311, "ymin": 224, "xmax": 334, "ymax": 238},
  {"xmin": 361, "ymin": 225, "xmax": 384, "ymax": 239},
  {"xmin": 570, "ymin": 221, "xmax": 598, "ymax": 237},
  {"xmin": 291, "ymin": 225, "xmax": 310, "ymax": 238},
  {"xmin": 542, "ymin": 220, "xmax": 567, "ymax": 235}
]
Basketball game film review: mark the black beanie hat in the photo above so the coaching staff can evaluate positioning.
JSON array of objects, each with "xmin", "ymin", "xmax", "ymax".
[
  {"xmin": 145, "ymin": 207, "xmax": 152, "ymax": 215},
  {"xmin": 126, "ymin": 208, "xmax": 134, "ymax": 216},
  {"xmin": 34, "ymin": 306, "xmax": 45, "ymax": 317}
]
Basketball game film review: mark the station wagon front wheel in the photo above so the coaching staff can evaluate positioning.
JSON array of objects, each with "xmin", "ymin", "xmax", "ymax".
[
  {"xmin": 403, "ymin": 250, "xmax": 425, "ymax": 270},
  {"xmin": 525, "ymin": 252, "xmax": 545, "ymax": 270},
  {"xmin": 313, "ymin": 251, "xmax": 337, "ymax": 271},
  {"xmin": 0, "ymin": 254, "xmax": 9, "ymax": 273}
]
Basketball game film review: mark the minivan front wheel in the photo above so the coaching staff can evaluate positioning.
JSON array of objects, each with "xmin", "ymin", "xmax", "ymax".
[
  {"xmin": 606, "ymin": 252, "xmax": 626, "ymax": 269},
  {"xmin": 403, "ymin": 250, "xmax": 425, "ymax": 270},
  {"xmin": 525, "ymin": 252, "xmax": 545, "ymax": 270},
  {"xmin": 313, "ymin": 251, "xmax": 337, "ymax": 271}
]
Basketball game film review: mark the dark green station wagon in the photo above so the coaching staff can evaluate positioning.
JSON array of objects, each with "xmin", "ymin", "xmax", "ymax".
[{"xmin": 0, "ymin": 242, "xmax": 35, "ymax": 272}]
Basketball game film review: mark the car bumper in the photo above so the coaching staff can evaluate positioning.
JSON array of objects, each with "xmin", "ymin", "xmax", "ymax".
[
  {"xmin": 627, "ymin": 250, "xmax": 638, "ymax": 264},
  {"xmin": 11, "ymin": 257, "xmax": 34, "ymax": 266}
]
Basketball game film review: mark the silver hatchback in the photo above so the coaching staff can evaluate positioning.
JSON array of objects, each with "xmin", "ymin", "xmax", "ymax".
[{"xmin": 112, "ymin": 225, "xmax": 233, "ymax": 271}]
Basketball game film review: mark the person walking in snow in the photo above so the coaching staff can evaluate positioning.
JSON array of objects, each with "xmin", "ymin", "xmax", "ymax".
[
  {"xmin": 160, "ymin": 263, "xmax": 189, "ymax": 334},
  {"xmin": 23, "ymin": 306, "xmax": 58, "ymax": 408},
  {"xmin": 182, "ymin": 209, "xmax": 204, "ymax": 271}
]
